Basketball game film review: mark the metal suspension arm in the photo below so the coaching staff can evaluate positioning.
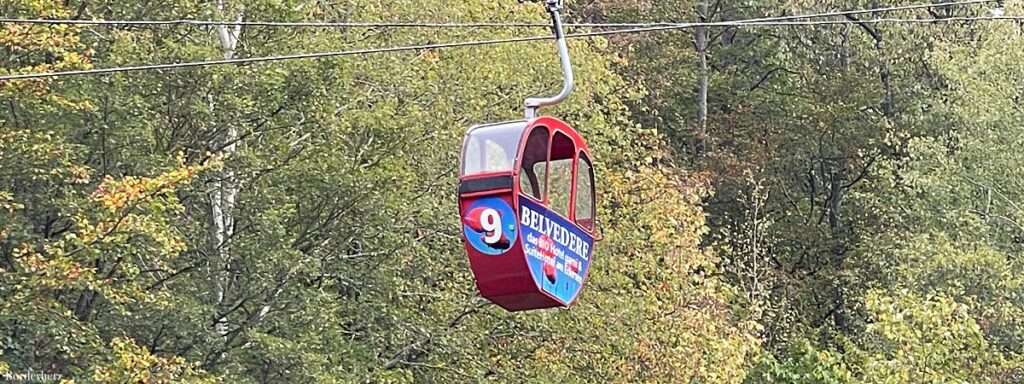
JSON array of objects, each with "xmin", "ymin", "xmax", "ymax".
[{"xmin": 524, "ymin": 0, "xmax": 574, "ymax": 119}]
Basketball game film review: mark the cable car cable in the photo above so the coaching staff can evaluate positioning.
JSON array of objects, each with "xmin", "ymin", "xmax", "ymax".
[
  {"xmin": 0, "ymin": 0, "xmax": 1001, "ymax": 28},
  {"xmin": 0, "ymin": 34, "xmax": 557, "ymax": 81},
  {"xmin": 0, "ymin": 19, "xmax": 574, "ymax": 28},
  {"xmin": 1, "ymin": 16, "xmax": 1020, "ymax": 82}
]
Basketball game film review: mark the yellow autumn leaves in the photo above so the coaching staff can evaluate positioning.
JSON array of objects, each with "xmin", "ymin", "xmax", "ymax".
[{"xmin": 0, "ymin": 1, "xmax": 93, "ymax": 97}]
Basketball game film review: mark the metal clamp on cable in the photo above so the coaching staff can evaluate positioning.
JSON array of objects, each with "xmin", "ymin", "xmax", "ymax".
[{"xmin": 524, "ymin": 0, "xmax": 574, "ymax": 119}]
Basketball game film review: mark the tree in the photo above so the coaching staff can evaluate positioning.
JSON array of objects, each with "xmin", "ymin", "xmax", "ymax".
[{"xmin": 2, "ymin": 0, "xmax": 758, "ymax": 382}]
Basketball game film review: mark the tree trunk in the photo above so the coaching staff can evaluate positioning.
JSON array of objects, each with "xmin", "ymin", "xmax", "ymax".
[
  {"xmin": 210, "ymin": 0, "xmax": 243, "ymax": 340},
  {"xmin": 694, "ymin": 0, "xmax": 709, "ymax": 159}
]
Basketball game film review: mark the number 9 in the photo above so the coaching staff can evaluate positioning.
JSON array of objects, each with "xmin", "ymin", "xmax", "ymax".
[{"xmin": 481, "ymin": 208, "xmax": 502, "ymax": 244}]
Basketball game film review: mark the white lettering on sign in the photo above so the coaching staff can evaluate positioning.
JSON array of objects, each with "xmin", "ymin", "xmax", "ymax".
[
  {"xmin": 519, "ymin": 205, "xmax": 591, "ymax": 260},
  {"xmin": 521, "ymin": 232, "xmax": 584, "ymax": 284},
  {"xmin": 480, "ymin": 208, "xmax": 502, "ymax": 244}
]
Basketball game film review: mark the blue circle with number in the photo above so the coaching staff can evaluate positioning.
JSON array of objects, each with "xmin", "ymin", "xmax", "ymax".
[{"xmin": 463, "ymin": 197, "xmax": 518, "ymax": 256}]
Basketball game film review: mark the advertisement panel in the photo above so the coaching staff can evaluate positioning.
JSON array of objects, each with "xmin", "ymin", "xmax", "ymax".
[{"xmin": 518, "ymin": 196, "xmax": 594, "ymax": 305}]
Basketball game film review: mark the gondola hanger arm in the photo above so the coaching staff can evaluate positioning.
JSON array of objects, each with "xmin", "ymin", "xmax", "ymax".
[{"xmin": 524, "ymin": 0, "xmax": 575, "ymax": 119}]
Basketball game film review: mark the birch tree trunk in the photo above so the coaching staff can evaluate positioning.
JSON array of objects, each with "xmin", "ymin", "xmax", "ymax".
[
  {"xmin": 210, "ymin": 0, "xmax": 242, "ymax": 340},
  {"xmin": 694, "ymin": 0, "xmax": 709, "ymax": 159}
]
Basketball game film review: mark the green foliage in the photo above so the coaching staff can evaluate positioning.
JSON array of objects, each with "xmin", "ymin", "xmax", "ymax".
[
  {"xmin": 855, "ymin": 291, "xmax": 1009, "ymax": 383},
  {"xmin": 749, "ymin": 340, "xmax": 854, "ymax": 384},
  {"xmin": 4, "ymin": 0, "xmax": 1024, "ymax": 382},
  {"xmin": 91, "ymin": 337, "xmax": 216, "ymax": 383},
  {"xmin": 2, "ymin": 0, "xmax": 758, "ymax": 382}
]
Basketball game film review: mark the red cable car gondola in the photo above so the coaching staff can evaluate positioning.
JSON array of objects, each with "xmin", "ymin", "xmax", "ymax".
[{"xmin": 458, "ymin": 0, "xmax": 598, "ymax": 312}]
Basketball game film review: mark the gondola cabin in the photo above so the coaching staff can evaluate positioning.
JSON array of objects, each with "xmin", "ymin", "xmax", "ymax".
[{"xmin": 458, "ymin": 117, "xmax": 597, "ymax": 311}]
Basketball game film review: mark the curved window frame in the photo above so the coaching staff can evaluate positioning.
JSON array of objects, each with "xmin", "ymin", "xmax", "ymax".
[
  {"xmin": 547, "ymin": 131, "xmax": 576, "ymax": 218},
  {"xmin": 572, "ymin": 151, "xmax": 596, "ymax": 232},
  {"xmin": 460, "ymin": 121, "xmax": 528, "ymax": 177},
  {"xmin": 510, "ymin": 124, "xmax": 597, "ymax": 235},
  {"xmin": 518, "ymin": 126, "xmax": 550, "ymax": 202}
]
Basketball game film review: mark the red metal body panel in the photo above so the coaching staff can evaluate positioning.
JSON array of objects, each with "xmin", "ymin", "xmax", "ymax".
[{"xmin": 459, "ymin": 193, "xmax": 546, "ymax": 310}]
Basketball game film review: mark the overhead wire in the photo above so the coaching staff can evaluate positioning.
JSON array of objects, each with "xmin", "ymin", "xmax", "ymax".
[
  {"xmin": 0, "ymin": 35, "xmax": 558, "ymax": 81},
  {"xmin": 696, "ymin": 0, "xmax": 1002, "ymax": 25},
  {"xmin": 0, "ymin": 1, "xmax": 1019, "ymax": 81},
  {"xmin": 644, "ymin": 15, "xmax": 1024, "ymax": 28},
  {"xmin": 0, "ymin": 0, "xmax": 1003, "ymax": 28},
  {"xmin": 0, "ymin": 19, "xmax": 568, "ymax": 28}
]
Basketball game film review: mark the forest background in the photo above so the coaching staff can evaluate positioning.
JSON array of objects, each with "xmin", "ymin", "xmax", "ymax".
[{"xmin": 2, "ymin": 0, "xmax": 1024, "ymax": 382}]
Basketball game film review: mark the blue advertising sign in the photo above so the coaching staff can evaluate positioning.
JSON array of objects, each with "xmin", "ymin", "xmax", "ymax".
[
  {"xmin": 462, "ymin": 197, "xmax": 519, "ymax": 256},
  {"xmin": 518, "ymin": 196, "xmax": 594, "ymax": 305}
]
